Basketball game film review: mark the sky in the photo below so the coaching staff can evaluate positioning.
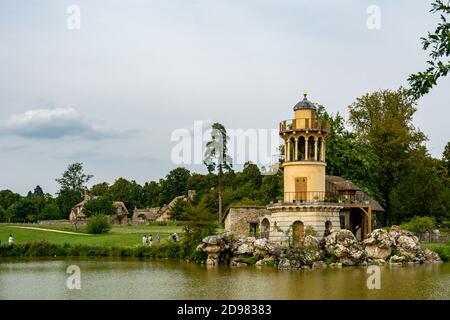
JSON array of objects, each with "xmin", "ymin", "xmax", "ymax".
[{"xmin": 0, "ymin": 0, "xmax": 449, "ymax": 195}]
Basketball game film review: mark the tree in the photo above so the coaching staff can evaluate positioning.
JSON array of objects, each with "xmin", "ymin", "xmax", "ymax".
[
  {"xmin": 90, "ymin": 182, "xmax": 110, "ymax": 197},
  {"xmin": 443, "ymin": 141, "xmax": 450, "ymax": 173},
  {"xmin": 56, "ymin": 163, "xmax": 93, "ymax": 192},
  {"xmin": 204, "ymin": 122, "xmax": 233, "ymax": 221},
  {"xmin": 142, "ymin": 181, "xmax": 161, "ymax": 207},
  {"xmin": 348, "ymin": 88, "xmax": 426, "ymax": 225},
  {"xmin": 83, "ymin": 197, "xmax": 115, "ymax": 217},
  {"xmin": 408, "ymin": 0, "xmax": 450, "ymax": 99},
  {"xmin": 109, "ymin": 178, "xmax": 144, "ymax": 210},
  {"xmin": 260, "ymin": 173, "xmax": 283, "ymax": 204},
  {"xmin": 56, "ymin": 189, "xmax": 83, "ymax": 219},
  {"xmin": 170, "ymin": 199, "xmax": 189, "ymax": 221},
  {"xmin": 182, "ymin": 203, "xmax": 217, "ymax": 244},
  {"xmin": 325, "ymin": 112, "xmax": 380, "ymax": 197},
  {"xmin": 39, "ymin": 202, "xmax": 62, "ymax": 220},
  {"xmin": 33, "ymin": 185, "xmax": 44, "ymax": 197},
  {"xmin": 55, "ymin": 163, "xmax": 93, "ymax": 217},
  {"xmin": 390, "ymin": 147, "xmax": 450, "ymax": 224},
  {"xmin": 0, "ymin": 190, "xmax": 21, "ymax": 210},
  {"xmin": 0, "ymin": 205, "xmax": 6, "ymax": 222},
  {"xmin": 159, "ymin": 168, "xmax": 191, "ymax": 206},
  {"xmin": 8, "ymin": 198, "xmax": 37, "ymax": 222},
  {"xmin": 241, "ymin": 162, "xmax": 263, "ymax": 190}
]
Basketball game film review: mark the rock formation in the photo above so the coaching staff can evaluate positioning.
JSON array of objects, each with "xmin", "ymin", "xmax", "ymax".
[{"xmin": 199, "ymin": 226, "xmax": 442, "ymax": 269}]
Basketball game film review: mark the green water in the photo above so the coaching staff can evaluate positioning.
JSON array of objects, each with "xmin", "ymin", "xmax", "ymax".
[{"xmin": 0, "ymin": 258, "xmax": 449, "ymax": 299}]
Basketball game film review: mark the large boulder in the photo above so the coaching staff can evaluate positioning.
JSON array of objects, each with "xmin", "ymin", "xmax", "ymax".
[
  {"xmin": 232, "ymin": 237, "xmax": 255, "ymax": 256},
  {"xmin": 363, "ymin": 229, "xmax": 395, "ymax": 260},
  {"xmin": 202, "ymin": 235, "xmax": 226, "ymax": 266},
  {"xmin": 303, "ymin": 235, "xmax": 320, "ymax": 249},
  {"xmin": 324, "ymin": 230, "xmax": 367, "ymax": 266},
  {"xmin": 253, "ymin": 238, "xmax": 274, "ymax": 258},
  {"xmin": 278, "ymin": 258, "xmax": 291, "ymax": 270}
]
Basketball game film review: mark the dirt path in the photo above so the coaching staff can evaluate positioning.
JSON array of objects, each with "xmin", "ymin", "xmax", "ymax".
[{"xmin": 9, "ymin": 226, "xmax": 91, "ymax": 236}]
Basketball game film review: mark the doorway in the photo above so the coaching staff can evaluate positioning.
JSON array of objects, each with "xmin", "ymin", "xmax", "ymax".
[
  {"xmin": 295, "ymin": 177, "xmax": 307, "ymax": 201},
  {"xmin": 292, "ymin": 221, "xmax": 304, "ymax": 246}
]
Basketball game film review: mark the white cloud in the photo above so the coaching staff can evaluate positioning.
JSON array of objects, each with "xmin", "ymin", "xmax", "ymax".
[{"xmin": 5, "ymin": 107, "xmax": 134, "ymax": 140}]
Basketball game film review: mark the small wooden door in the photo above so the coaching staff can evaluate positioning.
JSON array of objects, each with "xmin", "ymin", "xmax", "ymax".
[
  {"xmin": 292, "ymin": 221, "xmax": 304, "ymax": 246},
  {"xmin": 295, "ymin": 177, "xmax": 307, "ymax": 201}
]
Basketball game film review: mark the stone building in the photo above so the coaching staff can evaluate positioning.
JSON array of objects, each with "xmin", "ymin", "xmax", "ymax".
[
  {"xmin": 223, "ymin": 94, "xmax": 384, "ymax": 244},
  {"xmin": 69, "ymin": 192, "xmax": 130, "ymax": 225},
  {"xmin": 132, "ymin": 207, "xmax": 161, "ymax": 224}
]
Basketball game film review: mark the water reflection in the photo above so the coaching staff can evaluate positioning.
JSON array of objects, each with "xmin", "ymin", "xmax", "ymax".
[{"xmin": 0, "ymin": 258, "xmax": 449, "ymax": 300}]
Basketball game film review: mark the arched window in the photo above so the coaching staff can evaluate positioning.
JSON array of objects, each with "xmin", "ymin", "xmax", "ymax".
[
  {"xmin": 298, "ymin": 136, "xmax": 305, "ymax": 160},
  {"xmin": 292, "ymin": 221, "xmax": 304, "ymax": 246},
  {"xmin": 308, "ymin": 136, "xmax": 315, "ymax": 160}
]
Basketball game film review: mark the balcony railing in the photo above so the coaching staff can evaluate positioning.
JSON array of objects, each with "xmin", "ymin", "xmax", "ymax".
[
  {"xmin": 268, "ymin": 192, "xmax": 370, "ymax": 206},
  {"xmin": 280, "ymin": 118, "xmax": 330, "ymax": 133}
]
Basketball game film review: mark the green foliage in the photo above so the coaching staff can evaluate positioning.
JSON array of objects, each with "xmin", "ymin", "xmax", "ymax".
[
  {"xmin": 408, "ymin": 0, "xmax": 450, "ymax": 99},
  {"xmin": 422, "ymin": 242, "xmax": 450, "ymax": 262},
  {"xmin": 203, "ymin": 122, "xmax": 233, "ymax": 174},
  {"xmin": 181, "ymin": 203, "xmax": 218, "ymax": 259},
  {"xmin": 390, "ymin": 148, "xmax": 450, "ymax": 224},
  {"xmin": 8, "ymin": 198, "xmax": 38, "ymax": 222},
  {"xmin": 55, "ymin": 162, "xmax": 93, "ymax": 192},
  {"xmin": 304, "ymin": 225, "xmax": 316, "ymax": 237},
  {"xmin": 400, "ymin": 216, "xmax": 436, "ymax": 235},
  {"xmin": 348, "ymin": 88, "xmax": 428, "ymax": 225},
  {"xmin": 39, "ymin": 202, "xmax": 62, "ymax": 220},
  {"xmin": 142, "ymin": 181, "xmax": 161, "ymax": 207},
  {"xmin": 170, "ymin": 199, "xmax": 189, "ymax": 221},
  {"xmin": 239, "ymin": 256, "xmax": 258, "ymax": 265},
  {"xmin": 159, "ymin": 168, "xmax": 191, "ymax": 206},
  {"xmin": 0, "ymin": 190, "xmax": 21, "ymax": 210},
  {"xmin": 0, "ymin": 205, "xmax": 6, "ymax": 222},
  {"xmin": 109, "ymin": 178, "xmax": 145, "ymax": 210},
  {"xmin": 325, "ymin": 112, "xmax": 380, "ymax": 197},
  {"xmin": 90, "ymin": 182, "xmax": 110, "ymax": 197},
  {"xmin": 56, "ymin": 189, "xmax": 83, "ymax": 219},
  {"xmin": 83, "ymin": 197, "xmax": 115, "ymax": 217},
  {"xmin": 86, "ymin": 214, "xmax": 111, "ymax": 234}
]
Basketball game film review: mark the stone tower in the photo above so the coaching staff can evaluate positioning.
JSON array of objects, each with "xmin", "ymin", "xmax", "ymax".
[{"xmin": 279, "ymin": 93, "xmax": 329, "ymax": 203}]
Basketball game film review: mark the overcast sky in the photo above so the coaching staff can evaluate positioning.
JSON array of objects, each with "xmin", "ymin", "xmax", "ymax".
[{"xmin": 1, "ymin": 0, "xmax": 449, "ymax": 195}]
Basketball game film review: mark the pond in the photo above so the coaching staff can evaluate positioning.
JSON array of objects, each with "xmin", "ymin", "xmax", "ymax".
[{"xmin": 0, "ymin": 258, "xmax": 449, "ymax": 299}]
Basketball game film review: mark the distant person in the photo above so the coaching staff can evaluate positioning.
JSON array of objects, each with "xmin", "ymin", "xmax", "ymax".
[
  {"xmin": 142, "ymin": 235, "xmax": 147, "ymax": 246},
  {"xmin": 8, "ymin": 234, "xmax": 14, "ymax": 246},
  {"xmin": 156, "ymin": 233, "xmax": 160, "ymax": 243},
  {"xmin": 147, "ymin": 234, "xmax": 153, "ymax": 246},
  {"xmin": 173, "ymin": 233, "xmax": 179, "ymax": 242}
]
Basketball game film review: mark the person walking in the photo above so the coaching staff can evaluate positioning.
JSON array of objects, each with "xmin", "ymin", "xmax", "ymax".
[
  {"xmin": 142, "ymin": 235, "xmax": 147, "ymax": 246},
  {"xmin": 156, "ymin": 233, "xmax": 160, "ymax": 243},
  {"xmin": 8, "ymin": 234, "xmax": 14, "ymax": 246},
  {"xmin": 148, "ymin": 234, "xmax": 153, "ymax": 246}
]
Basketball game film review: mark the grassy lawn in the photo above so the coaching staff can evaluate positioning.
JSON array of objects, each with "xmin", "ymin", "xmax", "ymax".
[{"xmin": 0, "ymin": 223, "xmax": 184, "ymax": 247}]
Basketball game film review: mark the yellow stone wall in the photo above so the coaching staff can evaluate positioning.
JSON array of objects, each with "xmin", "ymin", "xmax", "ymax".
[{"xmin": 282, "ymin": 161, "xmax": 326, "ymax": 198}]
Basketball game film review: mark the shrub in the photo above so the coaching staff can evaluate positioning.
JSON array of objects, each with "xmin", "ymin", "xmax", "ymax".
[
  {"xmin": 422, "ymin": 242, "xmax": 450, "ymax": 262},
  {"xmin": 305, "ymin": 225, "xmax": 316, "ymax": 237},
  {"xmin": 400, "ymin": 216, "xmax": 436, "ymax": 236},
  {"xmin": 86, "ymin": 214, "xmax": 111, "ymax": 234},
  {"xmin": 240, "ymin": 256, "xmax": 258, "ymax": 265}
]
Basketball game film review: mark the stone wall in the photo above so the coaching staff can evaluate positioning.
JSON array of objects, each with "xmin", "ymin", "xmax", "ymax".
[
  {"xmin": 263, "ymin": 204, "xmax": 342, "ymax": 244},
  {"xmin": 224, "ymin": 206, "xmax": 269, "ymax": 237}
]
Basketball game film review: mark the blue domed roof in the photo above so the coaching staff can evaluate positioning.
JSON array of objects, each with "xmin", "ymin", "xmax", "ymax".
[{"xmin": 293, "ymin": 93, "xmax": 316, "ymax": 111}]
